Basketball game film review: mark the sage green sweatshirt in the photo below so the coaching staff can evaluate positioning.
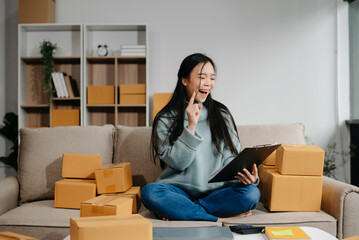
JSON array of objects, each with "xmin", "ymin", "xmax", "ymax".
[{"xmin": 156, "ymin": 103, "xmax": 243, "ymax": 199}]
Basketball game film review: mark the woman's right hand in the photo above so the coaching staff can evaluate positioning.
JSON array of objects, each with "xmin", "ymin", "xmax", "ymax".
[{"xmin": 186, "ymin": 91, "xmax": 202, "ymax": 134}]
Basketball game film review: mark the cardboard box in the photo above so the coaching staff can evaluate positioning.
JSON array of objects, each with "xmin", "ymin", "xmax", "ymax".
[
  {"xmin": 70, "ymin": 214, "xmax": 152, "ymax": 240},
  {"xmin": 62, "ymin": 153, "xmax": 102, "ymax": 179},
  {"xmin": 258, "ymin": 168, "xmax": 322, "ymax": 212},
  {"xmin": 19, "ymin": 0, "xmax": 55, "ymax": 23},
  {"xmin": 103, "ymin": 186, "xmax": 141, "ymax": 213},
  {"xmin": 152, "ymin": 93, "xmax": 172, "ymax": 121},
  {"xmin": 95, "ymin": 163, "xmax": 133, "ymax": 194},
  {"xmin": 263, "ymin": 150, "xmax": 277, "ymax": 166},
  {"xmin": 276, "ymin": 144, "xmax": 325, "ymax": 176},
  {"xmin": 87, "ymin": 86, "xmax": 115, "ymax": 104},
  {"xmin": 80, "ymin": 195, "xmax": 133, "ymax": 217},
  {"xmin": 119, "ymin": 84, "xmax": 146, "ymax": 94},
  {"xmin": 119, "ymin": 94, "xmax": 146, "ymax": 104},
  {"xmin": 52, "ymin": 109, "xmax": 80, "ymax": 127},
  {"xmin": 0, "ymin": 231, "xmax": 39, "ymax": 240},
  {"xmin": 54, "ymin": 179, "xmax": 96, "ymax": 209}
]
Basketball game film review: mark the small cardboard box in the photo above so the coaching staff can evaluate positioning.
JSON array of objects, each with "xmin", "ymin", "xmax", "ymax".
[
  {"xmin": 103, "ymin": 186, "xmax": 141, "ymax": 213},
  {"xmin": 0, "ymin": 231, "xmax": 39, "ymax": 240},
  {"xmin": 19, "ymin": 0, "xmax": 55, "ymax": 24},
  {"xmin": 276, "ymin": 144, "xmax": 325, "ymax": 176},
  {"xmin": 87, "ymin": 86, "xmax": 115, "ymax": 104},
  {"xmin": 119, "ymin": 94, "xmax": 146, "ymax": 104},
  {"xmin": 95, "ymin": 163, "xmax": 133, "ymax": 194},
  {"xmin": 70, "ymin": 214, "xmax": 152, "ymax": 240},
  {"xmin": 258, "ymin": 167, "xmax": 322, "ymax": 212},
  {"xmin": 119, "ymin": 84, "xmax": 146, "ymax": 94},
  {"xmin": 52, "ymin": 109, "xmax": 80, "ymax": 127},
  {"xmin": 152, "ymin": 93, "xmax": 172, "ymax": 121},
  {"xmin": 62, "ymin": 153, "xmax": 102, "ymax": 179},
  {"xmin": 80, "ymin": 195, "xmax": 133, "ymax": 217},
  {"xmin": 263, "ymin": 150, "xmax": 277, "ymax": 166},
  {"xmin": 54, "ymin": 179, "xmax": 96, "ymax": 209}
]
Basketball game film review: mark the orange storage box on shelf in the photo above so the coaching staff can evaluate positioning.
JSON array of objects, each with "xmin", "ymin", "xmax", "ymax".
[
  {"xmin": 119, "ymin": 84, "xmax": 146, "ymax": 104},
  {"xmin": 52, "ymin": 109, "xmax": 80, "ymax": 127},
  {"xmin": 87, "ymin": 86, "xmax": 115, "ymax": 104}
]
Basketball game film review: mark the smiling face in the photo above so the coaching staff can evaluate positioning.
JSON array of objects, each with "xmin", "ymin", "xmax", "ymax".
[{"xmin": 182, "ymin": 62, "xmax": 216, "ymax": 104}]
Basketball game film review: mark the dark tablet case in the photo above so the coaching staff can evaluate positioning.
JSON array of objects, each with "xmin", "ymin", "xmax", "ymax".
[{"xmin": 208, "ymin": 143, "xmax": 281, "ymax": 183}]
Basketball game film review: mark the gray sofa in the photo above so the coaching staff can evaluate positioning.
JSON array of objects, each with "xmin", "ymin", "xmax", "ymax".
[{"xmin": 0, "ymin": 123, "xmax": 358, "ymax": 240}]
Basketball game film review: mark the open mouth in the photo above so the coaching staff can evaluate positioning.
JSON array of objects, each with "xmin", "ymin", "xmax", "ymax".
[{"xmin": 198, "ymin": 89, "xmax": 209, "ymax": 95}]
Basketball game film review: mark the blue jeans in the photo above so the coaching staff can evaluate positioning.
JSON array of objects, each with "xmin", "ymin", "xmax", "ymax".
[{"xmin": 141, "ymin": 183, "xmax": 260, "ymax": 221}]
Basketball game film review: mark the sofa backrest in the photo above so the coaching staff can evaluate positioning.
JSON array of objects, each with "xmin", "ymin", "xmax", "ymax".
[
  {"xmin": 18, "ymin": 125, "xmax": 115, "ymax": 203},
  {"xmin": 113, "ymin": 123, "xmax": 306, "ymax": 188},
  {"xmin": 237, "ymin": 123, "xmax": 306, "ymax": 149},
  {"xmin": 114, "ymin": 125, "xmax": 162, "ymax": 188}
]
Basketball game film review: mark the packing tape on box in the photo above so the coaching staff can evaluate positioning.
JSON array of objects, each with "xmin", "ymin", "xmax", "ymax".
[{"xmin": 103, "ymin": 169, "xmax": 114, "ymax": 178}]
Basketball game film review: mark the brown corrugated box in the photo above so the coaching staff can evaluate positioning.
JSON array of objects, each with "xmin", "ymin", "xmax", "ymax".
[
  {"xmin": 95, "ymin": 163, "xmax": 133, "ymax": 194},
  {"xmin": 80, "ymin": 195, "xmax": 132, "ymax": 217},
  {"xmin": 70, "ymin": 214, "xmax": 152, "ymax": 240},
  {"xmin": 103, "ymin": 186, "xmax": 141, "ymax": 213},
  {"xmin": 54, "ymin": 179, "xmax": 96, "ymax": 209},
  {"xmin": 0, "ymin": 231, "xmax": 39, "ymax": 240},
  {"xmin": 258, "ymin": 167, "xmax": 322, "ymax": 212},
  {"xmin": 152, "ymin": 93, "xmax": 172, "ymax": 121},
  {"xmin": 87, "ymin": 86, "xmax": 115, "ymax": 104},
  {"xmin": 119, "ymin": 84, "xmax": 146, "ymax": 104},
  {"xmin": 19, "ymin": 0, "xmax": 55, "ymax": 24},
  {"xmin": 52, "ymin": 109, "xmax": 80, "ymax": 127},
  {"xmin": 62, "ymin": 153, "xmax": 102, "ymax": 179},
  {"xmin": 276, "ymin": 144, "xmax": 325, "ymax": 176},
  {"xmin": 263, "ymin": 150, "xmax": 277, "ymax": 166}
]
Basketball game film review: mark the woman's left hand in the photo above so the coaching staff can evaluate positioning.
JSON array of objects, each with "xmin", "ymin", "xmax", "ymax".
[{"xmin": 234, "ymin": 164, "xmax": 258, "ymax": 185}]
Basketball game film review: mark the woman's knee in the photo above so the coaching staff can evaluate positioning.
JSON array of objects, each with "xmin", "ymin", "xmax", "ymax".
[{"xmin": 246, "ymin": 185, "xmax": 261, "ymax": 206}]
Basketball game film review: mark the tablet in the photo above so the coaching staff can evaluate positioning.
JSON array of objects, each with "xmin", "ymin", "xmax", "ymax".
[{"xmin": 208, "ymin": 143, "xmax": 281, "ymax": 183}]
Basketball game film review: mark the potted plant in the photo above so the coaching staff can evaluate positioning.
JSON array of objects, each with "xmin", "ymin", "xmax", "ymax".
[
  {"xmin": 0, "ymin": 112, "xmax": 18, "ymax": 171},
  {"xmin": 39, "ymin": 40, "xmax": 58, "ymax": 104}
]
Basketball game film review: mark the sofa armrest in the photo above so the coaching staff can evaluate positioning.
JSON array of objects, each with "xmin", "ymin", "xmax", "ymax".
[
  {"xmin": 321, "ymin": 176, "xmax": 359, "ymax": 239},
  {"xmin": 0, "ymin": 175, "xmax": 19, "ymax": 215}
]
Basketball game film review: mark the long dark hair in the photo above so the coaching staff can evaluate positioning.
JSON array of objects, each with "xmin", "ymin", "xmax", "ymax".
[{"xmin": 151, "ymin": 53, "xmax": 239, "ymax": 168}]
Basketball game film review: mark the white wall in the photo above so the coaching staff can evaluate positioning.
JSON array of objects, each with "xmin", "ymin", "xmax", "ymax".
[
  {"xmin": 0, "ymin": 0, "xmax": 6, "ymax": 179},
  {"xmin": 2, "ymin": 0, "xmax": 350, "ymax": 181}
]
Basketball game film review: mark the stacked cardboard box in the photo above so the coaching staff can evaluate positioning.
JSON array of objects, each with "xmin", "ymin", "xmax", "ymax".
[
  {"xmin": 54, "ymin": 153, "xmax": 102, "ymax": 209},
  {"xmin": 259, "ymin": 144, "xmax": 325, "ymax": 212},
  {"xmin": 70, "ymin": 214, "xmax": 152, "ymax": 240},
  {"xmin": 119, "ymin": 84, "xmax": 146, "ymax": 104},
  {"xmin": 103, "ymin": 186, "xmax": 142, "ymax": 213}
]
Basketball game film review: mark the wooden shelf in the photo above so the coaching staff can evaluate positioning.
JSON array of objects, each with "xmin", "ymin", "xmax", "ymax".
[
  {"xmin": 21, "ymin": 56, "xmax": 81, "ymax": 64},
  {"xmin": 21, "ymin": 104, "xmax": 49, "ymax": 108},
  {"xmin": 52, "ymin": 97, "xmax": 81, "ymax": 101},
  {"xmin": 87, "ymin": 104, "xmax": 116, "ymax": 107}
]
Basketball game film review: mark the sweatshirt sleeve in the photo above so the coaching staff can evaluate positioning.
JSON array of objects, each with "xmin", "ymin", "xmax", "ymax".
[{"xmin": 156, "ymin": 117, "xmax": 203, "ymax": 171}]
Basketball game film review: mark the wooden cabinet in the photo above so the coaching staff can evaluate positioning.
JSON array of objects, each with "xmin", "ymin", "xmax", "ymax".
[
  {"xmin": 18, "ymin": 24, "xmax": 148, "ymax": 129},
  {"xmin": 84, "ymin": 24, "xmax": 148, "ymax": 126}
]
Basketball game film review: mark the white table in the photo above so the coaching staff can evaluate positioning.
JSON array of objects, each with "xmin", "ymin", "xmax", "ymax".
[
  {"xmin": 232, "ymin": 226, "xmax": 338, "ymax": 240},
  {"xmin": 64, "ymin": 226, "xmax": 338, "ymax": 240}
]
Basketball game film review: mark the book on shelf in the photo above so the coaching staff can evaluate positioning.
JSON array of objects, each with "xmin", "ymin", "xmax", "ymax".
[
  {"xmin": 59, "ymin": 73, "xmax": 69, "ymax": 98},
  {"xmin": 69, "ymin": 76, "xmax": 80, "ymax": 97},
  {"xmin": 51, "ymin": 72, "xmax": 62, "ymax": 98},
  {"xmin": 121, "ymin": 44, "xmax": 146, "ymax": 49},
  {"xmin": 264, "ymin": 227, "xmax": 311, "ymax": 240},
  {"xmin": 64, "ymin": 75, "xmax": 74, "ymax": 98}
]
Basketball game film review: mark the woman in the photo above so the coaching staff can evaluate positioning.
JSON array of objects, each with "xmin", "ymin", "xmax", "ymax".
[{"xmin": 141, "ymin": 53, "xmax": 260, "ymax": 222}]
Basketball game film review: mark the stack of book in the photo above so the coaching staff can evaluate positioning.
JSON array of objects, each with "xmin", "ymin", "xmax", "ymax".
[
  {"xmin": 120, "ymin": 45, "xmax": 146, "ymax": 57},
  {"xmin": 51, "ymin": 72, "xmax": 79, "ymax": 98}
]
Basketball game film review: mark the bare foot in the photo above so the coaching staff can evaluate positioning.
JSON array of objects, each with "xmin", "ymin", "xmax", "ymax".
[{"xmin": 216, "ymin": 210, "xmax": 252, "ymax": 222}]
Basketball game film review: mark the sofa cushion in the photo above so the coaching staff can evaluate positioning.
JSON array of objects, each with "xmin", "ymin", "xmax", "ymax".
[
  {"xmin": 18, "ymin": 125, "xmax": 115, "ymax": 203},
  {"xmin": 114, "ymin": 125, "xmax": 163, "ymax": 188},
  {"xmin": 237, "ymin": 123, "xmax": 306, "ymax": 149},
  {"xmin": 0, "ymin": 200, "xmax": 79, "ymax": 227}
]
